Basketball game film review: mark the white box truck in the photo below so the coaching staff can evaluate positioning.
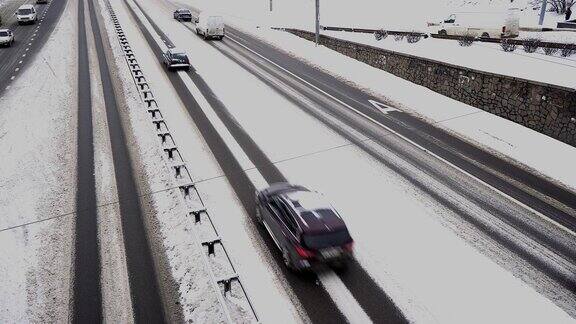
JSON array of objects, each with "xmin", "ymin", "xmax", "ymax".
[
  {"xmin": 437, "ymin": 9, "xmax": 519, "ymax": 38},
  {"xmin": 195, "ymin": 12, "xmax": 225, "ymax": 40}
]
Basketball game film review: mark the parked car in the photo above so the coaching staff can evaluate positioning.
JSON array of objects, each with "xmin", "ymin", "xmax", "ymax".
[
  {"xmin": 162, "ymin": 48, "xmax": 190, "ymax": 70},
  {"xmin": 16, "ymin": 5, "xmax": 37, "ymax": 25},
  {"xmin": 255, "ymin": 183, "xmax": 354, "ymax": 271},
  {"xmin": 173, "ymin": 9, "xmax": 192, "ymax": 22},
  {"xmin": 195, "ymin": 12, "xmax": 224, "ymax": 40},
  {"xmin": 437, "ymin": 9, "xmax": 519, "ymax": 38},
  {"xmin": 0, "ymin": 29, "xmax": 14, "ymax": 47}
]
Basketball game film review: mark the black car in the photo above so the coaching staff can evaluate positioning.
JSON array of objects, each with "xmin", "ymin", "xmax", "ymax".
[
  {"xmin": 162, "ymin": 48, "xmax": 190, "ymax": 71},
  {"xmin": 173, "ymin": 9, "xmax": 192, "ymax": 22},
  {"xmin": 256, "ymin": 183, "xmax": 354, "ymax": 271}
]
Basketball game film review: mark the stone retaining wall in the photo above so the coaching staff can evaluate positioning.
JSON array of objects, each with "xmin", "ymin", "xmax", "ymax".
[{"xmin": 284, "ymin": 28, "xmax": 576, "ymax": 147}]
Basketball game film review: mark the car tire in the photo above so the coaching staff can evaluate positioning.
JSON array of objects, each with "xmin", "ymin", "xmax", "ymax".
[
  {"xmin": 204, "ymin": 31, "xmax": 208, "ymax": 40},
  {"xmin": 255, "ymin": 206, "xmax": 263, "ymax": 224},
  {"xmin": 282, "ymin": 249, "xmax": 294, "ymax": 270},
  {"xmin": 481, "ymin": 32, "xmax": 490, "ymax": 39},
  {"xmin": 329, "ymin": 259, "xmax": 348, "ymax": 272},
  {"xmin": 438, "ymin": 29, "xmax": 447, "ymax": 36}
]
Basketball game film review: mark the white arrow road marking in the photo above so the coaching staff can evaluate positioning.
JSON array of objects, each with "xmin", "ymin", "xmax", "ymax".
[{"xmin": 368, "ymin": 99, "xmax": 399, "ymax": 114}]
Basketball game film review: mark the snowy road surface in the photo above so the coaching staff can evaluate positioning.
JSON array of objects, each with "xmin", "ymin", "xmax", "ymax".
[{"xmin": 0, "ymin": 0, "xmax": 575, "ymax": 322}]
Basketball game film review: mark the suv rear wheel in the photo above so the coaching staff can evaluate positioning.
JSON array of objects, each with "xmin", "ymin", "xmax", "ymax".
[
  {"xmin": 255, "ymin": 206, "xmax": 263, "ymax": 224},
  {"xmin": 282, "ymin": 249, "xmax": 294, "ymax": 269}
]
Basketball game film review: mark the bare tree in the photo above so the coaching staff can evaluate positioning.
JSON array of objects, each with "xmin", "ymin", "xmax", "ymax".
[{"xmin": 532, "ymin": 0, "xmax": 575, "ymax": 14}]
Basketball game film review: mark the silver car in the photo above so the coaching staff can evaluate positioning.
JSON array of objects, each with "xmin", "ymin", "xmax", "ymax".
[{"xmin": 0, "ymin": 29, "xmax": 15, "ymax": 47}]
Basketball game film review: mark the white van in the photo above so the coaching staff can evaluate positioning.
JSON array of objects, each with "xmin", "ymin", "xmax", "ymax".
[
  {"xmin": 16, "ymin": 4, "xmax": 38, "ymax": 25},
  {"xmin": 438, "ymin": 9, "xmax": 519, "ymax": 38},
  {"xmin": 195, "ymin": 12, "xmax": 224, "ymax": 40}
]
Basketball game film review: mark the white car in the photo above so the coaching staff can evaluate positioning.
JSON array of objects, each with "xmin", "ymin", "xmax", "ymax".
[
  {"xmin": 0, "ymin": 29, "xmax": 15, "ymax": 47},
  {"xmin": 195, "ymin": 12, "xmax": 224, "ymax": 40},
  {"xmin": 16, "ymin": 5, "xmax": 38, "ymax": 25}
]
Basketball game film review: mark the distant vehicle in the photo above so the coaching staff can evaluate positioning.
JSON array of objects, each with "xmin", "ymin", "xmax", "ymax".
[
  {"xmin": 437, "ymin": 9, "xmax": 519, "ymax": 38},
  {"xmin": 162, "ymin": 48, "xmax": 190, "ymax": 70},
  {"xmin": 173, "ymin": 9, "xmax": 192, "ymax": 22},
  {"xmin": 195, "ymin": 12, "xmax": 224, "ymax": 40},
  {"xmin": 36, "ymin": 0, "xmax": 48, "ymax": 4},
  {"xmin": 15, "ymin": 5, "xmax": 38, "ymax": 25},
  {"xmin": 0, "ymin": 29, "xmax": 15, "ymax": 47},
  {"xmin": 255, "ymin": 183, "xmax": 354, "ymax": 271}
]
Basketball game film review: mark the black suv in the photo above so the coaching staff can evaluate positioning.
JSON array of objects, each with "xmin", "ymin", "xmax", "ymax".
[
  {"xmin": 256, "ymin": 183, "xmax": 354, "ymax": 271},
  {"xmin": 173, "ymin": 9, "xmax": 192, "ymax": 22},
  {"xmin": 162, "ymin": 48, "xmax": 190, "ymax": 71}
]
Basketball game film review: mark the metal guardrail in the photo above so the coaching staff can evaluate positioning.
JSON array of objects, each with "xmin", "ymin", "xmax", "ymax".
[{"xmin": 103, "ymin": 1, "xmax": 259, "ymax": 322}]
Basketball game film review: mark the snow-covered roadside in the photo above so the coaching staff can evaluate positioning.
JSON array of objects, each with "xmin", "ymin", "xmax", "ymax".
[{"xmin": 0, "ymin": 0, "xmax": 76, "ymax": 321}]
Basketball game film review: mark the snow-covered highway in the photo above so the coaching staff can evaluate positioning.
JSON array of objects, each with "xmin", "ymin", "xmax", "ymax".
[{"xmin": 1, "ymin": 0, "xmax": 576, "ymax": 322}]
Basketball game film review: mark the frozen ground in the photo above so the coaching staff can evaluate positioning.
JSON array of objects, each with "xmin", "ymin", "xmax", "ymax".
[
  {"xmin": 127, "ymin": 0, "xmax": 575, "ymax": 322},
  {"xmin": 0, "ymin": 0, "xmax": 77, "ymax": 321}
]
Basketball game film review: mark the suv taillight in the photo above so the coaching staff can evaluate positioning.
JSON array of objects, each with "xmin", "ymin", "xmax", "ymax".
[
  {"xmin": 344, "ymin": 241, "xmax": 354, "ymax": 252},
  {"xmin": 295, "ymin": 245, "xmax": 315, "ymax": 258},
  {"xmin": 502, "ymin": 26, "xmax": 506, "ymax": 34}
]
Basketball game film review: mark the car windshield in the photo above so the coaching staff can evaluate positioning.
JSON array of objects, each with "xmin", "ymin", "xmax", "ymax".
[
  {"xmin": 172, "ymin": 53, "xmax": 187, "ymax": 60},
  {"xmin": 18, "ymin": 9, "xmax": 33, "ymax": 15},
  {"xmin": 302, "ymin": 229, "xmax": 351, "ymax": 249},
  {"xmin": 0, "ymin": 31, "xmax": 8, "ymax": 37},
  {"xmin": 180, "ymin": 10, "xmax": 191, "ymax": 14}
]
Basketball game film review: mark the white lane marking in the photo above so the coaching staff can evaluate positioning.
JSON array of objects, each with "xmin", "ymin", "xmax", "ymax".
[
  {"xmin": 25, "ymin": 48, "xmax": 29, "ymax": 51},
  {"xmin": 22, "ymin": 54, "xmax": 26, "ymax": 57},
  {"xmin": 18, "ymin": 61, "xmax": 22, "ymax": 64},
  {"xmin": 10, "ymin": 76, "xmax": 15, "ymax": 80},
  {"xmin": 368, "ymin": 99, "xmax": 399, "ymax": 114},
  {"xmin": 318, "ymin": 270, "xmax": 373, "ymax": 323},
  {"xmin": 226, "ymin": 33, "xmax": 576, "ymax": 237},
  {"xmin": 6, "ymin": 86, "xmax": 10, "ymax": 90},
  {"xmin": 15, "ymin": 68, "xmax": 20, "ymax": 72}
]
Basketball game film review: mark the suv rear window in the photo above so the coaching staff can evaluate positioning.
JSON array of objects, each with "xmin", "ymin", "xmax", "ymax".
[
  {"xmin": 0, "ymin": 31, "xmax": 8, "ymax": 37},
  {"xmin": 172, "ymin": 53, "xmax": 188, "ymax": 61},
  {"xmin": 302, "ymin": 230, "xmax": 351, "ymax": 249},
  {"xmin": 18, "ymin": 9, "xmax": 33, "ymax": 15}
]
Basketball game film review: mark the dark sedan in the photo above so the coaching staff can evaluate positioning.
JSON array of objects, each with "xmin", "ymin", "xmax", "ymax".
[
  {"xmin": 173, "ymin": 9, "xmax": 192, "ymax": 22},
  {"xmin": 162, "ymin": 48, "xmax": 190, "ymax": 71},
  {"xmin": 256, "ymin": 183, "xmax": 354, "ymax": 271}
]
